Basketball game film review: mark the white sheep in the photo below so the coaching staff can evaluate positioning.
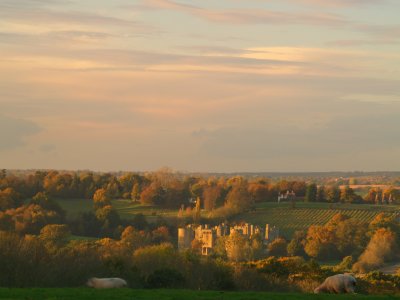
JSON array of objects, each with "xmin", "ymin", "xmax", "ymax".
[
  {"xmin": 314, "ymin": 274, "xmax": 356, "ymax": 294},
  {"xmin": 86, "ymin": 277, "xmax": 128, "ymax": 289}
]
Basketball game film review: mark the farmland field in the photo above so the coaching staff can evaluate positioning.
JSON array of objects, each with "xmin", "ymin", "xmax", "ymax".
[
  {"xmin": 0, "ymin": 288, "xmax": 399, "ymax": 300},
  {"xmin": 235, "ymin": 202, "xmax": 400, "ymax": 238}
]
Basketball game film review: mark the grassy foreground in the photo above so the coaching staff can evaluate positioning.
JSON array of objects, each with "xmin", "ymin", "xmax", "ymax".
[{"xmin": 0, "ymin": 289, "xmax": 399, "ymax": 300}]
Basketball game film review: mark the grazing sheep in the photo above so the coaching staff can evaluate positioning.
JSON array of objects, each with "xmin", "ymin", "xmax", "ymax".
[
  {"xmin": 86, "ymin": 277, "xmax": 127, "ymax": 289},
  {"xmin": 314, "ymin": 274, "xmax": 356, "ymax": 294}
]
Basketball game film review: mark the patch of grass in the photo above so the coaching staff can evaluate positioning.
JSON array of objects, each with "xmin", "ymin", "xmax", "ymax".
[
  {"xmin": 56, "ymin": 199, "xmax": 93, "ymax": 219},
  {"xmin": 56, "ymin": 199, "xmax": 180, "ymax": 222},
  {"xmin": 0, "ymin": 289, "xmax": 397, "ymax": 300}
]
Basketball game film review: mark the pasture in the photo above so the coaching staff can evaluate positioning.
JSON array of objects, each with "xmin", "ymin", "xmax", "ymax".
[
  {"xmin": 0, "ymin": 288, "xmax": 399, "ymax": 300},
  {"xmin": 57, "ymin": 199, "xmax": 179, "ymax": 222}
]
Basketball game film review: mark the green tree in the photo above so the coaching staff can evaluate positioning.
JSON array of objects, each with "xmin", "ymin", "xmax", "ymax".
[
  {"xmin": 305, "ymin": 183, "xmax": 317, "ymax": 202},
  {"xmin": 95, "ymin": 205, "xmax": 121, "ymax": 234},
  {"xmin": 31, "ymin": 192, "xmax": 65, "ymax": 217},
  {"xmin": 287, "ymin": 231, "xmax": 307, "ymax": 257},
  {"xmin": 316, "ymin": 186, "xmax": 325, "ymax": 202}
]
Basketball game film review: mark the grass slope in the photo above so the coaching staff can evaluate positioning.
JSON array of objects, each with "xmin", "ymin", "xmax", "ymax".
[{"xmin": 0, "ymin": 289, "xmax": 398, "ymax": 300}]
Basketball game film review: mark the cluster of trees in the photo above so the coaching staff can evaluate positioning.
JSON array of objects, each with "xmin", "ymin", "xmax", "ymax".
[
  {"xmin": 1, "ymin": 170, "xmax": 399, "ymax": 218},
  {"xmin": 283, "ymin": 212, "xmax": 400, "ymax": 273},
  {"xmin": 0, "ymin": 169, "xmax": 308, "ymax": 208},
  {"xmin": 180, "ymin": 211, "xmax": 399, "ymax": 275},
  {"xmin": 0, "ymin": 192, "xmax": 65, "ymax": 235},
  {"xmin": 0, "ymin": 186, "xmax": 171, "ymax": 241},
  {"xmin": 305, "ymin": 184, "xmax": 364, "ymax": 203},
  {"xmin": 304, "ymin": 184, "xmax": 400, "ymax": 204},
  {"xmin": 2, "ymin": 224, "xmax": 400, "ymax": 294},
  {"xmin": 0, "ymin": 222, "xmax": 352, "ymax": 292},
  {"xmin": 0, "ymin": 227, "xmax": 231, "ymax": 289}
]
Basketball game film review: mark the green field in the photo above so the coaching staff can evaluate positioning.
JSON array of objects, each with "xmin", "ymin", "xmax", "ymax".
[
  {"xmin": 57, "ymin": 199, "xmax": 179, "ymax": 222},
  {"xmin": 0, "ymin": 289, "xmax": 399, "ymax": 300},
  {"xmin": 57, "ymin": 199, "xmax": 400, "ymax": 238}
]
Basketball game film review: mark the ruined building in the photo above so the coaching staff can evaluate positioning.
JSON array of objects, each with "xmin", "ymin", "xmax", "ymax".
[
  {"xmin": 178, "ymin": 222, "xmax": 279, "ymax": 256},
  {"xmin": 265, "ymin": 224, "xmax": 279, "ymax": 243}
]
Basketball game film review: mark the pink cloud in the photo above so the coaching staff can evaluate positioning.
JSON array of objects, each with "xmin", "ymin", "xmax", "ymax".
[{"xmin": 139, "ymin": 0, "xmax": 347, "ymax": 26}]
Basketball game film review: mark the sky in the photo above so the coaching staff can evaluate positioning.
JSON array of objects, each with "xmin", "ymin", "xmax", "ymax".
[{"xmin": 1, "ymin": 0, "xmax": 400, "ymax": 172}]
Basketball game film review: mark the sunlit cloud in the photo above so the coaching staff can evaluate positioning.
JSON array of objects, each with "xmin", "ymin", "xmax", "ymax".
[{"xmin": 137, "ymin": 0, "xmax": 347, "ymax": 26}]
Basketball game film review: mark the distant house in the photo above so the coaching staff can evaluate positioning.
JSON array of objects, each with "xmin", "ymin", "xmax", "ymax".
[{"xmin": 278, "ymin": 190, "xmax": 296, "ymax": 203}]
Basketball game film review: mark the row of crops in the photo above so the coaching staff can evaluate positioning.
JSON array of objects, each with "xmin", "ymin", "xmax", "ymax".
[{"xmin": 241, "ymin": 206, "xmax": 400, "ymax": 238}]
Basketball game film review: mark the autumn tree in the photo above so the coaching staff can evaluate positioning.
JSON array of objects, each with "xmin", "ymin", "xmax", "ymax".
[
  {"xmin": 140, "ymin": 182, "xmax": 165, "ymax": 206},
  {"xmin": 39, "ymin": 224, "xmax": 71, "ymax": 248},
  {"xmin": 225, "ymin": 184, "xmax": 252, "ymax": 212},
  {"xmin": 93, "ymin": 188, "xmax": 111, "ymax": 209},
  {"xmin": 353, "ymin": 228, "xmax": 398, "ymax": 273},
  {"xmin": 325, "ymin": 186, "xmax": 340, "ymax": 203},
  {"xmin": 248, "ymin": 181, "xmax": 270, "ymax": 203},
  {"xmin": 120, "ymin": 225, "xmax": 150, "ymax": 252},
  {"xmin": 225, "ymin": 232, "xmax": 253, "ymax": 262},
  {"xmin": 131, "ymin": 183, "xmax": 141, "ymax": 202},
  {"xmin": 340, "ymin": 186, "xmax": 363, "ymax": 204},
  {"xmin": 304, "ymin": 225, "xmax": 338, "ymax": 260},
  {"xmin": 202, "ymin": 185, "xmax": 221, "ymax": 211},
  {"xmin": 0, "ymin": 188, "xmax": 22, "ymax": 210}
]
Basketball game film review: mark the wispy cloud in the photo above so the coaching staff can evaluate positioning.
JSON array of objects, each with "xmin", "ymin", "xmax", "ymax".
[
  {"xmin": 281, "ymin": 0, "xmax": 388, "ymax": 7},
  {"xmin": 136, "ymin": 0, "xmax": 347, "ymax": 26}
]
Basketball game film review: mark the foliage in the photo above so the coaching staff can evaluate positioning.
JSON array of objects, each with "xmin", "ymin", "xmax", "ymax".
[
  {"xmin": 303, "ymin": 213, "xmax": 369, "ymax": 261},
  {"xmin": 268, "ymin": 238, "xmax": 288, "ymax": 257},
  {"xmin": 93, "ymin": 189, "xmax": 111, "ymax": 209},
  {"xmin": 305, "ymin": 184, "xmax": 317, "ymax": 202},
  {"xmin": 353, "ymin": 228, "xmax": 398, "ymax": 273}
]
